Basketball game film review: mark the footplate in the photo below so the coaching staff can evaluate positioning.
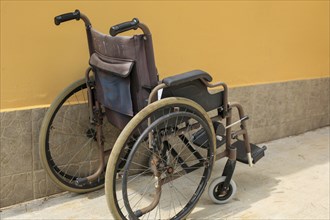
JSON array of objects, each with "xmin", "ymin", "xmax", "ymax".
[{"xmin": 232, "ymin": 140, "xmax": 267, "ymax": 164}]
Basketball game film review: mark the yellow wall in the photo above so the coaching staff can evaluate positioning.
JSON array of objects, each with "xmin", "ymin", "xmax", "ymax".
[{"xmin": 1, "ymin": 1, "xmax": 329, "ymax": 110}]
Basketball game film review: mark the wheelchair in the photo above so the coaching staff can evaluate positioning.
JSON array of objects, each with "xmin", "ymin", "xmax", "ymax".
[{"xmin": 39, "ymin": 10, "xmax": 267, "ymax": 220}]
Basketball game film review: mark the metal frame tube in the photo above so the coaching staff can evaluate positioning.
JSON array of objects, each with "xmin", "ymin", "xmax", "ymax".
[
  {"xmin": 229, "ymin": 102, "xmax": 253, "ymax": 166},
  {"xmin": 85, "ymin": 100, "xmax": 106, "ymax": 182}
]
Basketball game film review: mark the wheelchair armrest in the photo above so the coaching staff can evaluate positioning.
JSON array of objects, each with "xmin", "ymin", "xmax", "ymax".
[{"xmin": 162, "ymin": 70, "xmax": 212, "ymax": 86}]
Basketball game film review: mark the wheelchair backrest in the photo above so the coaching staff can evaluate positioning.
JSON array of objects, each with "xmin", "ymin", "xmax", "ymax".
[{"xmin": 89, "ymin": 28, "xmax": 158, "ymax": 129}]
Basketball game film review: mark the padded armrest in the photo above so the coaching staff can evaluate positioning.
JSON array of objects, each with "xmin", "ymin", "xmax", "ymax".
[{"xmin": 162, "ymin": 70, "xmax": 212, "ymax": 86}]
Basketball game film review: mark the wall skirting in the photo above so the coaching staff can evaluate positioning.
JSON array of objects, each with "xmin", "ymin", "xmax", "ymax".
[{"xmin": 1, "ymin": 77, "xmax": 329, "ymax": 208}]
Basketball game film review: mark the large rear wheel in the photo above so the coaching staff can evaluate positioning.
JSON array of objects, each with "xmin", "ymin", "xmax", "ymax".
[{"xmin": 39, "ymin": 78, "xmax": 120, "ymax": 193}]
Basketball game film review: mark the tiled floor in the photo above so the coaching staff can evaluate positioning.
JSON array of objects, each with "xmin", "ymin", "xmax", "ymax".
[{"xmin": 1, "ymin": 127, "xmax": 329, "ymax": 219}]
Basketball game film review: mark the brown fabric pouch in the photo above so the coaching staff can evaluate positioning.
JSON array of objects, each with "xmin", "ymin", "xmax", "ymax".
[
  {"xmin": 90, "ymin": 53, "xmax": 135, "ymax": 119},
  {"xmin": 89, "ymin": 53, "xmax": 134, "ymax": 78}
]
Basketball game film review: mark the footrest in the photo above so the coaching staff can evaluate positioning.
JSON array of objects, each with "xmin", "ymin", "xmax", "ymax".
[{"xmin": 232, "ymin": 140, "xmax": 267, "ymax": 164}]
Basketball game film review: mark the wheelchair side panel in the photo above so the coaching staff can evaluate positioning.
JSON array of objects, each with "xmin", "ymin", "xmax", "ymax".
[{"xmin": 161, "ymin": 80, "xmax": 223, "ymax": 112}]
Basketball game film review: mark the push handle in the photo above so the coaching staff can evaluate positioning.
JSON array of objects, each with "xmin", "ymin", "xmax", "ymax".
[
  {"xmin": 54, "ymin": 10, "xmax": 81, "ymax": 25},
  {"xmin": 110, "ymin": 18, "xmax": 139, "ymax": 36}
]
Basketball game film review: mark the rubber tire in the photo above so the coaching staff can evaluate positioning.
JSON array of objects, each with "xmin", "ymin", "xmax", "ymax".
[
  {"xmin": 105, "ymin": 97, "xmax": 216, "ymax": 220},
  {"xmin": 39, "ymin": 78, "xmax": 105, "ymax": 193},
  {"xmin": 208, "ymin": 176, "xmax": 237, "ymax": 204}
]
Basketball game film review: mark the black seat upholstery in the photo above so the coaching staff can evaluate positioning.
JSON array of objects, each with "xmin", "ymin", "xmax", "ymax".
[{"xmin": 162, "ymin": 70, "xmax": 212, "ymax": 86}]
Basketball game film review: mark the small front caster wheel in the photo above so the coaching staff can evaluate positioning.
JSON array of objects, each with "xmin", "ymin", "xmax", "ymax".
[{"xmin": 208, "ymin": 176, "xmax": 237, "ymax": 204}]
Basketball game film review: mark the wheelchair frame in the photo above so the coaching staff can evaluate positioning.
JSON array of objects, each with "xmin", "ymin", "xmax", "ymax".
[{"xmin": 39, "ymin": 10, "xmax": 266, "ymax": 220}]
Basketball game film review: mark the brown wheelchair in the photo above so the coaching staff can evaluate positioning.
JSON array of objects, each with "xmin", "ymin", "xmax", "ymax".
[{"xmin": 39, "ymin": 10, "xmax": 266, "ymax": 220}]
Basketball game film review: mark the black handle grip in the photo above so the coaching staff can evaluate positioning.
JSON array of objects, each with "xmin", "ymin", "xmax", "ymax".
[
  {"xmin": 110, "ymin": 18, "xmax": 139, "ymax": 36},
  {"xmin": 54, "ymin": 10, "xmax": 80, "ymax": 26}
]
